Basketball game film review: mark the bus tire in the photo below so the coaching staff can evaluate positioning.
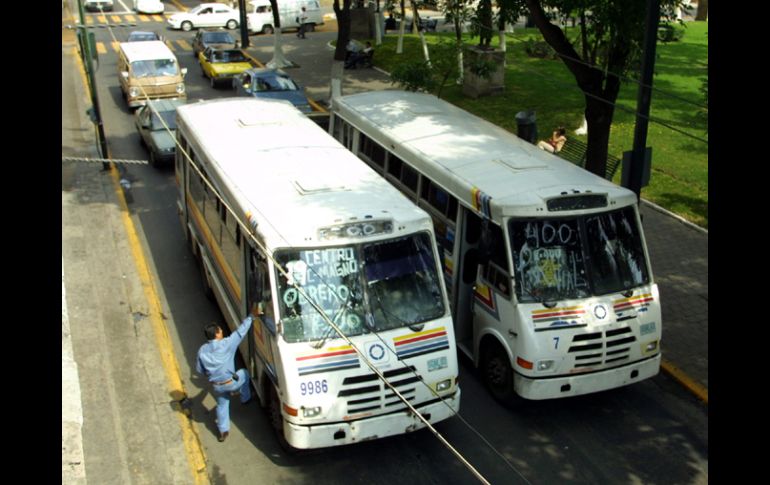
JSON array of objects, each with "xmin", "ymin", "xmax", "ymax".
[
  {"xmin": 268, "ymin": 385, "xmax": 298, "ymax": 454},
  {"xmin": 482, "ymin": 340, "xmax": 518, "ymax": 406}
]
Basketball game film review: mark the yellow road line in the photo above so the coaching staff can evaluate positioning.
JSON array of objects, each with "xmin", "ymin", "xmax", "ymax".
[
  {"xmin": 661, "ymin": 358, "xmax": 708, "ymax": 405},
  {"xmin": 111, "ymin": 41, "xmax": 121, "ymax": 53},
  {"xmin": 169, "ymin": 0, "xmax": 188, "ymax": 12},
  {"xmin": 241, "ymin": 50, "xmax": 264, "ymax": 68},
  {"xmin": 308, "ymin": 97, "xmax": 328, "ymax": 113},
  {"xmin": 70, "ymin": 46, "xmax": 210, "ymax": 485},
  {"xmin": 177, "ymin": 39, "xmax": 193, "ymax": 51}
]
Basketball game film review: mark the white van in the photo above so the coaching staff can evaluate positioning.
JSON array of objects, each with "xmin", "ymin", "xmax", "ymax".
[
  {"xmin": 246, "ymin": 0, "xmax": 324, "ymax": 35},
  {"xmin": 117, "ymin": 41, "xmax": 187, "ymax": 109}
]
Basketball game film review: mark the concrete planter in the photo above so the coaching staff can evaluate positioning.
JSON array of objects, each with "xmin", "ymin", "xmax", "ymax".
[{"xmin": 462, "ymin": 46, "xmax": 505, "ymax": 98}]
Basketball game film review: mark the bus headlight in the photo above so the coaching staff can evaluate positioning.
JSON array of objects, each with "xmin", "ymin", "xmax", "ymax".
[
  {"xmin": 302, "ymin": 406, "xmax": 322, "ymax": 418},
  {"xmin": 536, "ymin": 359, "xmax": 555, "ymax": 372},
  {"xmin": 176, "ymin": 83, "xmax": 186, "ymax": 94},
  {"xmin": 643, "ymin": 340, "xmax": 659, "ymax": 354},
  {"xmin": 436, "ymin": 379, "xmax": 452, "ymax": 392}
]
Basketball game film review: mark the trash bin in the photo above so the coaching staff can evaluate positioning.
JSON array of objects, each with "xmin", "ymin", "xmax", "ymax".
[{"xmin": 515, "ymin": 110, "xmax": 537, "ymax": 144}]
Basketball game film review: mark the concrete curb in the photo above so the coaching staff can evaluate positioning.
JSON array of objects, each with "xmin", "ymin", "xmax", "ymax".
[{"xmin": 641, "ymin": 198, "xmax": 708, "ymax": 235}]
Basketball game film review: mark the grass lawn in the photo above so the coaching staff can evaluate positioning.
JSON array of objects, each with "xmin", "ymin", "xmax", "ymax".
[{"xmin": 368, "ymin": 21, "xmax": 708, "ymax": 228}]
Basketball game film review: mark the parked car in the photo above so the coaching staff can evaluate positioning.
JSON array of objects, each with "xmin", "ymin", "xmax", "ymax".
[
  {"xmin": 134, "ymin": 99, "xmax": 186, "ymax": 166},
  {"xmin": 134, "ymin": 0, "xmax": 164, "ymax": 14},
  {"xmin": 167, "ymin": 3, "xmax": 240, "ymax": 32},
  {"xmin": 127, "ymin": 30, "xmax": 164, "ymax": 42},
  {"xmin": 232, "ymin": 68, "xmax": 312, "ymax": 113},
  {"xmin": 84, "ymin": 0, "xmax": 113, "ymax": 11},
  {"xmin": 198, "ymin": 47, "xmax": 252, "ymax": 88},
  {"xmin": 192, "ymin": 29, "xmax": 238, "ymax": 58}
]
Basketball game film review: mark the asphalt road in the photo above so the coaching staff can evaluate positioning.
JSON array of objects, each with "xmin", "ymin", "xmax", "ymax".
[{"xmin": 64, "ymin": 5, "xmax": 708, "ymax": 484}]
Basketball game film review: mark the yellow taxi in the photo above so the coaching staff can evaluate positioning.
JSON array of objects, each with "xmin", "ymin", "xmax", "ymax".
[{"xmin": 198, "ymin": 47, "xmax": 252, "ymax": 88}]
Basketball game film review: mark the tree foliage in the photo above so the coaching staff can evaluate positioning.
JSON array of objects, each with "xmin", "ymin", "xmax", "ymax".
[{"xmin": 522, "ymin": 0, "xmax": 684, "ymax": 178}]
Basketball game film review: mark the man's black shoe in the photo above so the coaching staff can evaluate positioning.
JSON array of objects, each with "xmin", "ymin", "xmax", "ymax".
[{"xmin": 218, "ymin": 431, "xmax": 229, "ymax": 442}]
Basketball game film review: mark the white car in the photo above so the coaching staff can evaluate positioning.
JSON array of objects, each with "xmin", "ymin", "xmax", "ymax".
[
  {"xmin": 167, "ymin": 3, "xmax": 240, "ymax": 32},
  {"xmin": 84, "ymin": 0, "xmax": 114, "ymax": 11},
  {"xmin": 134, "ymin": 0, "xmax": 164, "ymax": 14}
]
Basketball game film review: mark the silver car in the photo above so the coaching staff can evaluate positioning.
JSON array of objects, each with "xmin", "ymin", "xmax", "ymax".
[{"xmin": 134, "ymin": 99, "xmax": 186, "ymax": 166}]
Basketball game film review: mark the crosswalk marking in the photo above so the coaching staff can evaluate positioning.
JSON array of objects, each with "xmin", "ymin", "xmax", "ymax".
[
  {"xmin": 125, "ymin": 14, "xmax": 136, "ymax": 22},
  {"xmin": 96, "ymin": 42, "xmax": 107, "ymax": 55},
  {"xmin": 96, "ymin": 38, "xmax": 214, "ymax": 55},
  {"xmin": 139, "ymin": 14, "xmax": 150, "ymax": 22},
  {"xmin": 111, "ymin": 41, "xmax": 120, "ymax": 53},
  {"xmin": 111, "ymin": 15, "xmax": 121, "ymax": 22},
  {"xmin": 176, "ymin": 40, "xmax": 192, "ymax": 51}
]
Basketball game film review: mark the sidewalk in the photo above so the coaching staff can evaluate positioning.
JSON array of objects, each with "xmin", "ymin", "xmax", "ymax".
[{"xmin": 242, "ymin": 32, "xmax": 708, "ymax": 400}]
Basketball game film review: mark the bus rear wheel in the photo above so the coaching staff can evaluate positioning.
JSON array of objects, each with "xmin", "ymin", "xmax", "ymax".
[{"xmin": 482, "ymin": 341, "xmax": 518, "ymax": 406}]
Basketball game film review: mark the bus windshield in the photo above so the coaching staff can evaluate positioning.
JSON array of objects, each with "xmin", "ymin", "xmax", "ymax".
[
  {"xmin": 276, "ymin": 233, "xmax": 445, "ymax": 343},
  {"xmin": 509, "ymin": 206, "xmax": 649, "ymax": 303}
]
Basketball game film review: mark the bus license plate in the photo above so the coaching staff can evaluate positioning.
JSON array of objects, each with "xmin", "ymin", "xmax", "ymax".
[
  {"xmin": 428, "ymin": 356, "xmax": 448, "ymax": 372},
  {"xmin": 640, "ymin": 322, "xmax": 656, "ymax": 336}
]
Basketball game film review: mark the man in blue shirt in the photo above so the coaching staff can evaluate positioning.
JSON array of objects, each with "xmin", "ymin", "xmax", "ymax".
[{"xmin": 196, "ymin": 306, "xmax": 257, "ymax": 442}]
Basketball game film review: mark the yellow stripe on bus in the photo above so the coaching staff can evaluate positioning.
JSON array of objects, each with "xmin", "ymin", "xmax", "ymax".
[
  {"xmin": 393, "ymin": 326, "xmax": 446, "ymax": 343},
  {"xmin": 187, "ymin": 196, "xmax": 243, "ymax": 303},
  {"xmin": 531, "ymin": 305, "xmax": 583, "ymax": 315}
]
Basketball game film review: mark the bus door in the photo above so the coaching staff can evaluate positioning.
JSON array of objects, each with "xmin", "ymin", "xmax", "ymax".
[
  {"xmin": 246, "ymin": 245, "xmax": 278, "ymax": 403},
  {"xmin": 452, "ymin": 207, "xmax": 483, "ymax": 353}
]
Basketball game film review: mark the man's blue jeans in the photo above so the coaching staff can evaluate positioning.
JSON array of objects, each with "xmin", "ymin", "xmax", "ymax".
[{"xmin": 212, "ymin": 368, "xmax": 251, "ymax": 434}]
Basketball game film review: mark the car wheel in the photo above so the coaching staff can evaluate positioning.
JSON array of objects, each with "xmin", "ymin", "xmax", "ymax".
[
  {"xmin": 181, "ymin": 21, "xmax": 193, "ymax": 32},
  {"xmin": 262, "ymin": 25, "xmax": 274, "ymax": 35},
  {"xmin": 226, "ymin": 19, "xmax": 238, "ymax": 30}
]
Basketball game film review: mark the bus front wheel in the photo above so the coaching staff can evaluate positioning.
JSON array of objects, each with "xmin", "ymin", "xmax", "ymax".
[{"xmin": 482, "ymin": 341, "xmax": 518, "ymax": 406}]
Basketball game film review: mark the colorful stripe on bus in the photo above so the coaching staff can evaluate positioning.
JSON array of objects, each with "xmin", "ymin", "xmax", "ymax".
[
  {"xmin": 296, "ymin": 345, "xmax": 360, "ymax": 376},
  {"xmin": 531, "ymin": 305, "xmax": 587, "ymax": 328},
  {"xmin": 394, "ymin": 327, "xmax": 450, "ymax": 360},
  {"xmin": 613, "ymin": 294, "xmax": 654, "ymax": 314}
]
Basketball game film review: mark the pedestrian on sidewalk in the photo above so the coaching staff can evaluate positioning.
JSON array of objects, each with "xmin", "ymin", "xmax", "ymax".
[
  {"xmin": 196, "ymin": 304, "xmax": 258, "ymax": 442},
  {"xmin": 297, "ymin": 7, "xmax": 308, "ymax": 38}
]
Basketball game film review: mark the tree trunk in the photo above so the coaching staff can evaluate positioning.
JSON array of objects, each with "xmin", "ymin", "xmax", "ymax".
[
  {"xmin": 267, "ymin": 27, "xmax": 292, "ymax": 68},
  {"xmin": 695, "ymin": 0, "xmax": 708, "ymax": 20},
  {"xmin": 333, "ymin": 0, "xmax": 352, "ymax": 61},
  {"xmin": 396, "ymin": 0, "xmax": 406, "ymax": 54},
  {"xmin": 584, "ymin": 97, "xmax": 614, "ymax": 177}
]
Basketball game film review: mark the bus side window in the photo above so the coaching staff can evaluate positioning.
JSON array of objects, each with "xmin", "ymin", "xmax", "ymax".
[{"xmin": 480, "ymin": 223, "xmax": 511, "ymax": 297}]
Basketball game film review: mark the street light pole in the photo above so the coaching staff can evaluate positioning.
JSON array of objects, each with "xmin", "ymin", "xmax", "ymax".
[
  {"xmin": 627, "ymin": 0, "xmax": 660, "ymax": 198},
  {"xmin": 76, "ymin": 0, "xmax": 110, "ymax": 170}
]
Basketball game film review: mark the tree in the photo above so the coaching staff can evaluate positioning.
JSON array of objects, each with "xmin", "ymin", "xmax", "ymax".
[
  {"xmin": 523, "ymin": 0, "xmax": 682, "ymax": 177},
  {"xmin": 330, "ymin": 0, "xmax": 353, "ymax": 99},
  {"xmin": 695, "ymin": 0, "xmax": 707, "ymax": 21},
  {"xmin": 266, "ymin": 0, "xmax": 291, "ymax": 68}
]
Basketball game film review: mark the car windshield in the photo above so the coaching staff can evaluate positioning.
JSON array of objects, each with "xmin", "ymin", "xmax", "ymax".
[
  {"xmin": 509, "ymin": 206, "xmax": 650, "ymax": 304},
  {"xmin": 131, "ymin": 59, "xmax": 178, "ymax": 78},
  {"xmin": 150, "ymin": 110, "xmax": 177, "ymax": 131},
  {"xmin": 276, "ymin": 233, "xmax": 445, "ymax": 343},
  {"xmin": 204, "ymin": 32, "xmax": 234, "ymax": 44},
  {"xmin": 211, "ymin": 50, "xmax": 246, "ymax": 63},
  {"xmin": 255, "ymin": 74, "xmax": 298, "ymax": 91},
  {"xmin": 128, "ymin": 32, "xmax": 158, "ymax": 42}
]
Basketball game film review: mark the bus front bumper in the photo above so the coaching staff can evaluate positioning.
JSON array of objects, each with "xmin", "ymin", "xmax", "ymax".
[
  {"xmin": 514, "ymin": 354, "xmax": 661, "ymax": 400},
  {"xmin": 283, "ymin": 389, "xmax": 460, "ymax": 449}
]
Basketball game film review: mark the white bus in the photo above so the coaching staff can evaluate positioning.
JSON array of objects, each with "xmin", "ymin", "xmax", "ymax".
[
  {"xmin": 174, "ymin": 98, "xmax": 460, "ymax": 449},
  {"xmin": 329, "ymin": 90, "xmax": 662, "ymax": 402}
]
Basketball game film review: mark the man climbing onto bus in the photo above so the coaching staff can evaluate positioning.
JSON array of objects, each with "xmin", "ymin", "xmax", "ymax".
[{"xmin": 196, "ymin": 304, "xmax": 259, "ymax": 442}]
